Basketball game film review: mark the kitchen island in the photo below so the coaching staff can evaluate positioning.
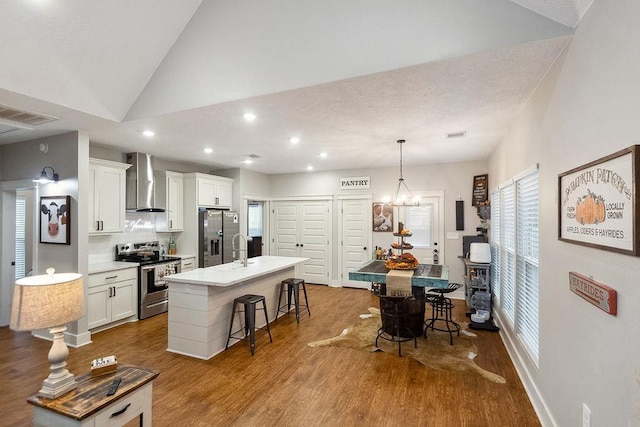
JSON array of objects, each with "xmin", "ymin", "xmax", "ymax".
[{"xmin": 165, "ymin": 256, "xmax": 308, "ymax": 359}]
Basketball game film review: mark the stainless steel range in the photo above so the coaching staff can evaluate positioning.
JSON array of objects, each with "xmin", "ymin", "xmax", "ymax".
[{"xmin": 116, "ymin": 241, "xmax": 181, "ymax": 319}]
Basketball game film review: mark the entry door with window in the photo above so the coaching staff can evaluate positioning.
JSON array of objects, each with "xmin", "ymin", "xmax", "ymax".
[
  {"xmin": 340, "ymin": 198, "xmax": 372, "ymax": 289},
  {"xmin": 398, "ymin": 194, "xmax": 443, "ymax": 264},
  {"xmin": 271, "ymin": 200, "xmax": 332, "ymax": 285}
]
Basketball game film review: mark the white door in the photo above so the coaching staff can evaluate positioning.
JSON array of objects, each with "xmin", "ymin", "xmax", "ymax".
[
  {"xmin": 271, "ymin": 200, "xmax": 331, "ymax": 285},
  {"xmin": 340, "ymin": 198, "xmax": 372, "ymax": 289}
]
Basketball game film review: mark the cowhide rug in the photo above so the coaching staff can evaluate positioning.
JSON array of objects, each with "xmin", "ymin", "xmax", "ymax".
[{"xmin": 308, "ymin": 307, "xmax": 505, "ymax": 383}]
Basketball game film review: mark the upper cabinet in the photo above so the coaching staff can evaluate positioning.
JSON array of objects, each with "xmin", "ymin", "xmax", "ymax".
[
  {"xmin": 89, "ymin": 158, "xmax": 131, "ymax": 234},
  {"xmin": 156, "ymin": 171, "xmax": 184, "ymax": 232},
  {"xmin": 190, "ymin": 173, "xmax": 233, "ymax": 209}
]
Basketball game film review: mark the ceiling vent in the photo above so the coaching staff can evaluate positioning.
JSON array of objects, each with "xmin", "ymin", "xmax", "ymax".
[{"xmin": 0, "ymin": 104, "xmax": 59, "ymax": 131}]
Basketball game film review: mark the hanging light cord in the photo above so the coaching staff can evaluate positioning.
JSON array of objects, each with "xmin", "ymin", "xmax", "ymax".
[{"xmin": 393, "ymin": 139, "xmax": 415, "ymax": 205}]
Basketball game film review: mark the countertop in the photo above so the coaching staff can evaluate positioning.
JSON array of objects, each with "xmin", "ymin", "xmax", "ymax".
[
  {"xmin": 89, "ymin": 261, "xmax": 138, "ymax": 274},
  {"xmin": 348, "ymin": 259, "xmax": 449, "ymax": 288},
  {"xmin": 165, "ymin": 255, "xmax": 308, "ymax": 287}
]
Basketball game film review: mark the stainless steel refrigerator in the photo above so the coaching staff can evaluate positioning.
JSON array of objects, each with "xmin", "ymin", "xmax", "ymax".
[{"xmin": 198, "ymin": 209, "xmax": 240, "ymax": 268}]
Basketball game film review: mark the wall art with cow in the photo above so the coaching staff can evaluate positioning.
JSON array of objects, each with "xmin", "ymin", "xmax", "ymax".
[{"xmin": 40, "ymin": 195, "xmax": 71, "ymax": 245}]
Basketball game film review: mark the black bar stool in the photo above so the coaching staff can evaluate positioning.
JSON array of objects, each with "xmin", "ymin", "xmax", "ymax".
[
  {"xmin": 275, "ymin": 278, "xmax": 310, "ymax": 323},
  {"xmin": 225, "ymin": 294, "xmax": 272, "ymax": 355},
  {"xmin": 424, "ymin": 283, "xmax": 462, "ymax": 345}
]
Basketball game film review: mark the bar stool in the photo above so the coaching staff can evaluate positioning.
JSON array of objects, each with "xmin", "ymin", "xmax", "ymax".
[
  {"xmin": 275, "ymin": 278, "xmax": 310, "ymax": 323},
  {"xmin": 225, "ymin": 294, "xmax": 272, "ymax": 355},
  {"xmin": 424, "ymin": 283, "xmax": 462, "ymax": 345}
]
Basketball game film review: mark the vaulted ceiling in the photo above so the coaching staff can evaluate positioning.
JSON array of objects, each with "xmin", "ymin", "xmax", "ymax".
[{"xmin": 0, "ymin": 0, "xmax": 593, "ymax": 174}]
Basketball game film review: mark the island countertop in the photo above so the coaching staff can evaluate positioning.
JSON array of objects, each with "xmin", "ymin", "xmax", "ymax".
[{"xmin": 165, "ymin": 255, "xmax": 309, "ymax": 287}]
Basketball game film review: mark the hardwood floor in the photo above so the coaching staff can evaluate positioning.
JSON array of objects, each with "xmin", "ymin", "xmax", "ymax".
[{"xmin": 0, "ymin": 285, "xmax": 540, "ymax": 426}]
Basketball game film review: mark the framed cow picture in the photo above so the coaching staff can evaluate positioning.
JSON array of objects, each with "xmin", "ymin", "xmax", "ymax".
[{"xmin": 40, "ymin": 195, "xmax": 71, "ymax": 245}]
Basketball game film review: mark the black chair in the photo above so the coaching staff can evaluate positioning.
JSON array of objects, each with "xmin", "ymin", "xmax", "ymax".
[
  {"xmin": 376, "ymin": 295, "xmax": 418, "ymax": 356},
  {"xmin": 275, "ymin": 278, "xmax": 310, "ymax": 323},
  {"xmin": 424, "ymin": 283, "xmax": 462, "ymax": 345},
  {"xmin": 225, "ymin": 294, "xmax": 272, "ymax": 355}
]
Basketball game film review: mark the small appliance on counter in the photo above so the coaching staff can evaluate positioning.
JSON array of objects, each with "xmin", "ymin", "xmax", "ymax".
[
  {"xmin": 116, "ymin": 241, "xmax": 181, "ymax": 319},
  {"xmin": 198, "ymin": 209, "xmax": 240, "ymax": 268}
]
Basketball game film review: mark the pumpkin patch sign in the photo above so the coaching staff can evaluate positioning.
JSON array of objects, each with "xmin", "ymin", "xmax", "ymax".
[{"xmin": 558, "ymin": 145, "xmax": 640, "ymax": 255}]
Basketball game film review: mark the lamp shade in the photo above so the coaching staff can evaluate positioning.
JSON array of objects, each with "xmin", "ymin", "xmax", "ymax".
[{"xmin": 10, "ymin": 272, "xmax": 84, "ymax": 331}]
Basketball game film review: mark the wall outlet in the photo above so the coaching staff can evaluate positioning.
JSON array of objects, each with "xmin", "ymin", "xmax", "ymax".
[{"xmin": 582, "ymin": 403, "xmax": 591, "ymax": 427}]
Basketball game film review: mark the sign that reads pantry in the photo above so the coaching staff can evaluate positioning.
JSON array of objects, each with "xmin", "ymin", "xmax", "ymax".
[
  {"xmin": 340, "ymin": 176, "xmax": 370, "ymax": 190},
  {"xmin": 558, "ymin": 145, "xmax": 640, "ymax": 256}
]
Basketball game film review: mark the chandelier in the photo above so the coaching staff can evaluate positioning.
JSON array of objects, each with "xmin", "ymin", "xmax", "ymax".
[{"xmin": 384, "ymin": 139, "xmax": 420, "ymax": 206}]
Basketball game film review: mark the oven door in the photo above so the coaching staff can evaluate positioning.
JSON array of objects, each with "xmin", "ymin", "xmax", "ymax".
[{"xmin": 139, "ymin": 262, "xmax": 180, "ymax": 319}]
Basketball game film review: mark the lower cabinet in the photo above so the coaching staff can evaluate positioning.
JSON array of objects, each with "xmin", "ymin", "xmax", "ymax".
[
  {"xmin": 88, "ymin": 268, "xmax": 137, "ymax": 330},
  {"xmin": 181, "ymin": 256, "xmax": 196, "ymax": 272}
]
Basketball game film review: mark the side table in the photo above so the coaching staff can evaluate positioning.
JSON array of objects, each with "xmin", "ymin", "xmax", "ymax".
[{"xmin": 27, "ymin": 364, "xmax": 159, "ymax": 426}]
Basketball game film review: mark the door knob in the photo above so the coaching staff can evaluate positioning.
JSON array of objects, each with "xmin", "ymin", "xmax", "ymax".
[
  {"xmin": 295, "ymin": 244, "xmax": 299, "ymax": 247},
  {"xmin": 363, "ymin": 247, "xmax": 367, "ymax": 250}
]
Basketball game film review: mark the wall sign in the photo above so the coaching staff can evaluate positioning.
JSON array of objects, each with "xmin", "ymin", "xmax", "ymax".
[
  {"xmin": 472, "ymin": 174, "xmax": 488, "ymax": 206},
  {"xmin": 558, "ymin": 145, "xmax": 640, "ymax": 256},
  {"xmin": 340, "ymin": 176, "xmax": 370, "ymax": 190},
  {"xmin": 569, "ymin": 272, "xmax": 617, "ymax": 315}
]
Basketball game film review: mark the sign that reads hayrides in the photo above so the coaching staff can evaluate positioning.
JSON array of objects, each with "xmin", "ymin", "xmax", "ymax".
[
  {"xmin": 569, "ymin": 272, "xmax": 617, "ymax": 315},
  {"xmin": 558, "ymin": 145, "xmax": 640, "ymax": 255}
]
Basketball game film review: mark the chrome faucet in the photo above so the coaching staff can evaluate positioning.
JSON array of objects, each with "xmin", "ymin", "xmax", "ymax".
[{"xmin": 232, "ymin": 233, "xmax": 249, "ymax": 267}]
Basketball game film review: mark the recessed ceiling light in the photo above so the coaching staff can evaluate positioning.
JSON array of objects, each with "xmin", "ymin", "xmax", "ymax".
[
  {"xmin": 243, "ymin": 159, "xmax": 253, "ymax": 165},
  {"xmin": 289, "ymin": 137, "xmax": 300, "ymax": 144},
  {"xmin": 306, "ymin": 165, "xmax": 314, "ymax": 171},
  {"xmin": 319, "ymin": 152, "xmax": 328, "ymax": 158},
  {"xmin": 446, "ymin": 131, "xmax": 466, "ymax": 139},
  {"xmin": 244, "ymin": 113, "xmax": 256, "ymax": 121},
  {"xmin": 203, "ymin": 148, "xmax": 213, "ymax": 154},
  {"xmin": 142, "ymin": 130, "xmax": 155, "ymax": 137}
]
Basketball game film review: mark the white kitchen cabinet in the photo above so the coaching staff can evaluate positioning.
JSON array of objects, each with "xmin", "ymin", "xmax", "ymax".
[
  {"xmin": 89, "ymin": 158, "xmax": 131, "ymax": 234},
  {"xmin": 156, "ymin": 171, "xmax": 184, "ymax": 232},
  {"xmin": 180, "ymin": 256, "xmax": 196, "ymax": 272},
  {"xmin": 194, "ymin": 173, "xmax": 233, "ymax": 208},
  {"xmin": 88, "ymin": 267, "xmax": 137, "ymax": 330}
]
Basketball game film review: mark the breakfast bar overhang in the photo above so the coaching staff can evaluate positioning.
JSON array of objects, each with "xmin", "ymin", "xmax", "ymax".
[{"xmin": 165, "ymin": 256, "xmax": 308, "ymax": 359}]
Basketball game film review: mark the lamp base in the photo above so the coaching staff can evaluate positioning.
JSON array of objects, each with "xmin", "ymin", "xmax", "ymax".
[
  {"xmin": 37, "ymin": 325, "xmax": 78, "ymax": 399},
  {"xmin": 38, "ymin": 373, "xmax": 77, "ymax": 399}
]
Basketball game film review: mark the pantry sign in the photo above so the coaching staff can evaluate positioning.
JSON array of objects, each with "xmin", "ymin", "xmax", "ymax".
[{"xmin": 558, "ymin": 145, "xmax": 640, "ymax": 256}]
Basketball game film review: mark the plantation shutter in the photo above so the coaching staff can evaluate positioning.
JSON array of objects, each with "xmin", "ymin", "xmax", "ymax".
[
  {"xmin": 500, "ymin": 183, "xmax": 516, "ymax": 325},
  {"xmin": 516, "ymin": 170, "xmax": 539, "ymax": 363},
  {"xmin": 15, "ymin": 196, "xmax": 26, "ymax": 279},
  {"xmin": 490, "ymin": 190, "xmax": 501, "ymax": 303}
]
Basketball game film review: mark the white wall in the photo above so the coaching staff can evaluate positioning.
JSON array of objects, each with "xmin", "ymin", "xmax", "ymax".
[
  {"xmin": 269, "ymin": 160, "xmax": 488, "ymax": 284},
  {"xmin": 488, "ymin": 1, "xmax": 640, "ymax": 425}
]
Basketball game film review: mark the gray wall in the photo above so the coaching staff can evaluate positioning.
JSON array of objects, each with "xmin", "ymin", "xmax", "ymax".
[{"xmin": 488, "ymin": 1, "xmax": 640, "ymax": 425}]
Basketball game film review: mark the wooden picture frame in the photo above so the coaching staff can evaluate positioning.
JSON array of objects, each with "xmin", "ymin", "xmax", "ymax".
[
  {"xmin": 472, "ymin": 174, "xmax": 488, "ymax": 206},
  {"xmin": 40, "ymin": 195, "xmax": 71, "ymax": 245},
  {"xmin": 372, "ymin": 203, "xmax": 393, "ymax": 232},
  {"xmin": 558, "ymin": 145, "xmax": 640, "ymax": 255}
]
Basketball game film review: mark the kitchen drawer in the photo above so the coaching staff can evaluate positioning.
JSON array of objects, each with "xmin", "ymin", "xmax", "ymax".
[{"xmin": 89, "ymin": 268, "xmax": 137, "ymax": 288}]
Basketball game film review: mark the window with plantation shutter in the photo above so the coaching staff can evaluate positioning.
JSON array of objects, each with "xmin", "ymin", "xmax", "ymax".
[
  {"xmin": 501, "ymin": 183, "xmax": 516, "ymax": 324},
  {"xmin": 490, "ymin": 190, "xmax": 501, "ymax": 303},
  {"xmin": 15, "ymin": 196, "xmax": 26, "ymax": 279},
  {"xmin": 516, "ymin": 171, "xmax": 539, "ymax": 364},
  {"xmin": 490, "ymin": 166, "xmax": 539, "ymax": 366}
]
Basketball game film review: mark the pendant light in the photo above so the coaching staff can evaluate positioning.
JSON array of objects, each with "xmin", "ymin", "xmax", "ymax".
[{"xmin": 387, "ymin": 139, "xmax": 420, "ymax": 206}]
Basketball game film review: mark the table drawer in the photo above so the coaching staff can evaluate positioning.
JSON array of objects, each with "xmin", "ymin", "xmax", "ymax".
[
  {"xmin": 93, "ymin": 387, "xmax": 144, "ymax": 427},
  {"xmin": 89, "ymin": 268, "xmax": 137, "ymax": 288}
]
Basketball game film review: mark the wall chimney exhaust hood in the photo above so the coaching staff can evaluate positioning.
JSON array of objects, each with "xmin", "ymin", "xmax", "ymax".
[{"xmin": 125, "ymin": 152, "xmax": 165, "ymax": 212}]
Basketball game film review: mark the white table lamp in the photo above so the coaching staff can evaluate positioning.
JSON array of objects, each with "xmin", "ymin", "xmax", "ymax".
[{"xmin": 10, "ymin": 268, "xmax": 85, "ymax": 399}]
